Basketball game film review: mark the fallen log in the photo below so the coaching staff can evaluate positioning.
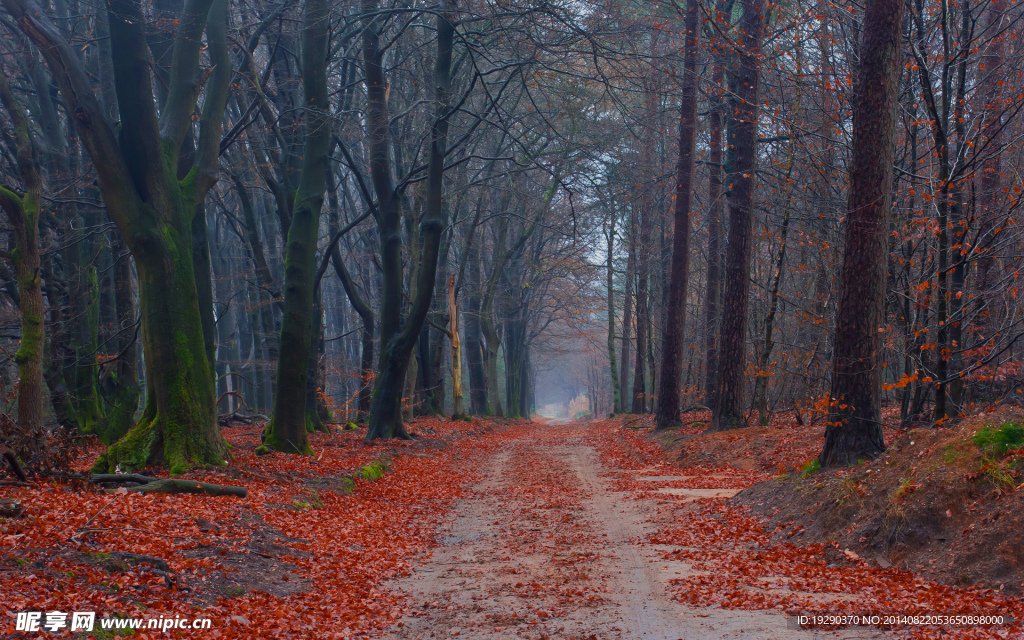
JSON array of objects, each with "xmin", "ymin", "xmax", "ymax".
[
  {"xmin": 90, "ymin": 474, "xmax": 246, "ymax": 498},
  {"xmin": 90, "ymin": 473, "xmax": 153, "ymax": 486}
]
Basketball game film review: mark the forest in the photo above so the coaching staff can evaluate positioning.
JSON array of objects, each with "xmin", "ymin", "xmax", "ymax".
[{"xmin": 2, "ymin": 0, "xmax": 1024, "ymax": 637}]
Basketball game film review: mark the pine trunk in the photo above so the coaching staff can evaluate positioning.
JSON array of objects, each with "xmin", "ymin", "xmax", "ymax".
[
  {"xmin": 711, "ymin": 0, "xmax": 763, "ymax": 431},
  {"xmin": 655, "ymin": 0, "xmax": 700, "ymax": 431},
  {"xmin": 819, "ymin": 0, "xmax": 904, "ymax": 466}
]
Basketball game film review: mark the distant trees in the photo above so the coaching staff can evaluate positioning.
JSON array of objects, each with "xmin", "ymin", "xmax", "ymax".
[{"xmin": 3, "ymin": 0, "xmax": 1024, "ymax": 474}]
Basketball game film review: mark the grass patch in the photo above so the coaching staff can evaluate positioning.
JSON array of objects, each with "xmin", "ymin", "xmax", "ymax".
[
  {"xmin": 973, "ymin": 421, "xmax": 1024, "ymax": 458},
  {"xmin": 798, "ymin": 458, "xmax": 820, "ymax": 478}
]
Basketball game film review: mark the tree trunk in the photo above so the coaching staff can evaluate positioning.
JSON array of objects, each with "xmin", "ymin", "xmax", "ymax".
[
  {"xmin": 975, "ymin": 0, "xmax": 1005, "ymax": 328},
  {"xmin": 95, "ymin": 235, "xmax": 140, "ymax": 443},
  {"xmin": 655, "ymin": 0, "xmax": 700, "ymax": 431},
  {"xmin": 326, "ymin": 172, "xmax": 374, "ymax": 422},
  {"xmin": 619, "ymin": 215, "xmax": 635, "ymax": 409},
  {"xmin": 632, "ymin": 49, "xmax": 658, "ymax": 414},
  {"xmin": 464, "ymin": 239, "xmax": 487, "ymax": 414},
  {"xmin": 0, "ymin": 70, "xmax": 45, "ymax": 437},
  {"xmin": 365, "ymin": 0, "xmax": 454, "ymax": 439},
  {"xmin": 704, "ymin": 59, "xmax": 725, "ymax": 408},
  {"xmin": 448, "ymin": 275, "xmax": 465, "ymax": 418},
  {"xmin": 4, "ymin": 0, "xmax": 233, "ymax": 473},
  {"xmin": 710, "ymin": 0, "xmax": 763, "ymax": 431},
  {"xmin": 819, "ymin": 0, "xmax": 904, "ymax": 466},
  {"xmin": 606, "ymin": 213, "xmax": 622, "ymax": 414},
  {"xmin": 752, "ymin": 71, "xmax": 800, "ymax": 426},
  {"xmin": 264, "ymin": 0, "xmax": 331, "ymax": 454},
  {"xmin": 26, "ymin": 48, "xmax": 102, "ymax": 434}
]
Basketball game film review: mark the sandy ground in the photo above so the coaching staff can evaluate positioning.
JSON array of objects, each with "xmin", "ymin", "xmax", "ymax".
[{"xmin": 386, "ymin": 421, "xmax": 883, "ymax": 640}]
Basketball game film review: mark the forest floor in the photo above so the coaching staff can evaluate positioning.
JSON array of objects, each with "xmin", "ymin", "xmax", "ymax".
[{"xmin": 1, "ymin": 414, "xmax": 1022, "ymax": 639}]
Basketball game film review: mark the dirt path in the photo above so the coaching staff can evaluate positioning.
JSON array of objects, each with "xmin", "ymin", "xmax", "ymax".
[{"xmin": 388, "ymin": 421, "xmax": 881, "ymax": 640}]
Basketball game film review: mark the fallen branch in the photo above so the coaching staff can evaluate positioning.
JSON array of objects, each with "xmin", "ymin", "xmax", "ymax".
[
  {"xmin": 74, "ymin": 527, "xmax": 194, "ymax": 540},
  {"xmin": 0, "ymin": 499, "xmax": 22, "ymax": 517},
  {"xmin": 218, "ymin": 411, "xmax": 268, "ymax": 427},
  {"xmin": 620, "ymin": 417, "xmax": 646, "ymax": 430}
]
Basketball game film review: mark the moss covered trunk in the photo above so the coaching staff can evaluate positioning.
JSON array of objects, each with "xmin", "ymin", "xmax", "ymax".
[
  {"xmin": 94, "ymin": 216, "xmax": 225, "ymax": 474},
  {"xmin": 0, "ymin": 70, "xmax": 45, "ymax": 436},
  {"xmin": 5, "ymin": 0, "xmax": 231, "ymax": 473},
  {"xmin": 13, "ymin": 231, "xmax": 45, "ymax": 435}
]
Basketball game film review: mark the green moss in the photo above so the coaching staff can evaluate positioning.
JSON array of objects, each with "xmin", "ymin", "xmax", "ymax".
[
  {"xmin": 255, "ymin": 445, "xmax": 270, "ymax": 456},
  {"xmin": 263, "ymin": 417, "xmax": 314, "ymax": 455},
  {"xmin": 973, "ymin": 421, "xmax": 1024, "ymax": 458},
  {"xmin": 83, "ymin": 552, "xmax": 129, "ymax": 572},
  {"xmin": 293, "ymin": 489, "xmax": 323, "ymax": 510},
  {"xmin": 305, "ymin": 411, "xmax": 324, "ymax": 433},
  {"xmin": 357, "ymin": 459, "xmax": 388, "ymax": 481},
  {"xmin": 336, "ymin": 477, "xmax": 355, "ymax": 494},
  {"xmin": 92, "ymin": 415, "xmax": 161, "ymax": 473},
  {"xmin": 86, "ymin": 617, "xmax": 137, "ymax": 638},
  {"xmin": 14, "ymin": 311, "xmax": 42, "ymax": 365}
]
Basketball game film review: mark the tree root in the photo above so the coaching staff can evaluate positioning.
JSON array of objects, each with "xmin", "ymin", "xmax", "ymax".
[
  {"xmin": 2, "ymin": 448, "xmax": 27, "ymax": 481},
  {"xmin": 109, "ymin": 551, "xmax": 170, "ymax": 571}
]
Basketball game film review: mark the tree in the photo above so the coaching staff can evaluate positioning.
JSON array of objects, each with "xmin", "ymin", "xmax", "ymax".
[
  {"xmin": 0, "ymin": 69, "xmax": 44, "ymax": 437},
  {"xmin": 3, "ymin": 0, "xmax": 229, "ymax": 473},
  {"xmin": 262, "ymin": 0, "xmax": 331, "ymax": 454},
  {"xmin": 819, "ymin": 0, "xmax": 905, "ymax": 466},
  {"xmin": 363, "ymin": 0, "xmax": 455, "ymax": 439},
  {"xmin": 655, "ymin": 0, "xmax": 701, "ymax": 431},
  {"xmin": 710, "ymin": 0, "xmax": 763, "ymax": 432}
]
